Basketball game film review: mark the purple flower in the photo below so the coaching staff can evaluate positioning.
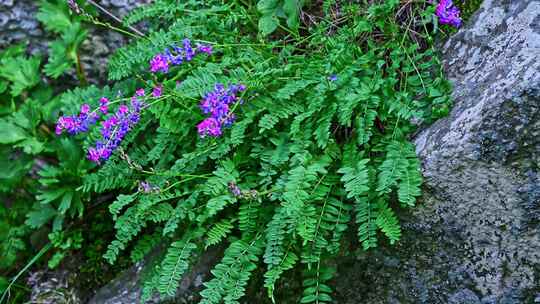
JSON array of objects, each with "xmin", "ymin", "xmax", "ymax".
[
  {"xmin": 228, "ymin": 182, "xmax": 242, "ymax": 197},
  {"xmin": 149, "ymin": 39, "xmax": 213, "ymax": 73},
  {"xmin": 56, "ymin": 101, "xmax": 102, "ymax": 135},
  {"xmin": 197, "ymin": 44, "xmax": 213, "ymax": 55},
  {"xmin": 328, "ymin": 74, "xmax": 338, "ymax": 82},
  {"xmin": 150, "ymin": 54, "xmax": 170, "ymax": 73},
  {"xmin": 88, "ymin": 100, "xmax": 142, "ymax": 164},
  {"xmin": 183, "ymin": 39, "xmax": 195, "ymax": 61},
  {"xmin": 87, "ymin": 147, "xmax": 101, "ymax": 163},
  {"xmin": 118, "ymin": 105, "xmax": 129, "ymax": 114},
  {"xmin": 436, "ymin": 0, "xmax": 462, "ymax": 28},
  {"xmin": 99, "ymin": 97, "xmax": 109, "ymax": 114},
  {"xmin": 80, "ymin": 104, "xmax": 90, "ymax": 114},
  {"xmin": 135, "ymin": 88, "xmax": 145, "ymax": 96},
  {"xmin": 197, "ymin": 117, "xmax": 222, "ymax": 137},
  {"xmin": 152, "ymin": 85, "xmax": 163, "ymax": 98},
  {"xmin": 197, "ymin": 83, "xmax": 246, "ymax": 138}
]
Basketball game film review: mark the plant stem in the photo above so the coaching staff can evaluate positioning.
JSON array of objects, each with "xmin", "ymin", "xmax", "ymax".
[
  {"xmin": 75, "ymin": 50, "xmax": 88, "ymax": 86},
  {"xmin": 85, "ymin": 0, "xmax": 146, "ymax": 38},
  {"xmin": 0, "ymin": 243, "xmax": 52, "ymax": 304}
]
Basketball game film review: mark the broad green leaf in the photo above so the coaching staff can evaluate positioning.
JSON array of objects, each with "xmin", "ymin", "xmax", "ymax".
[
  {"xmin": 0, "ymin": 120, "xmax": 28, "ymax": 144},
  {"xmin": 259, "ymin": 15, "xmax": 279, "ymax": 36},
  {"xmin": 16, "ymin": 138, "xmax": 44, "ymax": 154}
]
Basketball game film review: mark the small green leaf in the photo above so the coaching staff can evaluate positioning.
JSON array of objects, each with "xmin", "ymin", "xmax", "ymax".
[
  {"xmin": 58, "ymin": 191, "xmax": 74, "ymax": 214},
  {"xmin": 48, "ymin": 251, "xmax": 65, "ymax": 269}
]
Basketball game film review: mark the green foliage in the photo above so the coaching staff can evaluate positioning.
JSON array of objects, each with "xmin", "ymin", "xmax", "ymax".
[
  {"xmin": 455, "ymin": 0, "xmax": 483, "ymax": 21},
  {"xmin": 36, "ymin": 0, "xmax": 88, "ymax": 79},
  {"xmin": 257, "ymin": 0, "xmax": 305, "ymax": 36},
  {"xmin": 80, "ymin": 1, "xmax": 455, "ymax": 302},
  {"xmin": 47, "ymin": 230, "xmax": 83, "ymax": 268},
  {"xmin": 0, "ymin": 47, "xmax": 41, "ymax": 96},
  {"xmin": 0, "ymin": 37, "xmax": 98, "ymax": 301},
  {"xmin": 0, "ymin": 0, "xmax": 467, "ymax": 302},
  {"xmin": 200, "ymin": 237, "xmax": 264, "ymax": 304},
  {"xmin": 157, "ymin": 239, "xmax": 197, "ymax": 296}
]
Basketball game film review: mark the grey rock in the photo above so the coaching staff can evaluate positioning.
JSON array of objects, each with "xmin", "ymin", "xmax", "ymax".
[
  {"xmin": 335, "ymin": 0, "xmax": 539, "ymax": 303},
  {"xmin": 88, "ymin": 246, "xmax": 223, "ymax": 304},
  {"xmin": 449, "ymin": 289, "xmax": 481, "ymax": 304},
  {"xmin": 26, "ymin": 260, "xmax": 83, "ymax": 304}
]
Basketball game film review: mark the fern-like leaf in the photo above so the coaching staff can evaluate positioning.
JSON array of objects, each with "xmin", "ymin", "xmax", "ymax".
[
  {"xmin": 205, "ymin": 218, "xmax": 234, "ymax": 248},
  {"xmin": 200, "ymin": 237, "xmax": 264, "ymax": 304},
  {"xmin": 158, "ymin": 240, "xmax": 197, "ymax": 297}
]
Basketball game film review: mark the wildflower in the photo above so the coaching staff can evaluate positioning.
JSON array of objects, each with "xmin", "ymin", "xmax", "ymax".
[
  {"xmin": 183, "ymin": 38, "xmax": 195, "ymax": 61},
  {"xmin": 149, "ymin": 54, "xmax": 170, "ymax": 73},
  {"xmin": 67, "ymin": 0, "xmax": 81, "ymax": 15},
  {"xmin": 88, "ymin": 100, "xmax": 142, "ymax": 164},
  {"xmin": 197, "ymin": 117, "xmax": 222, "ymax": 138},
  {"xmin": 55, "ymin": 103, "xmax": 100, "ymax": 135},
  {"xmin": 435, "ymin": 0, "xmax": 462, "ymax": 28},
  {"xmin": 149, "ymin": 39, "xmax": 213, "ymax": 73},
  {"xmin": 139, "ymin": 181, "xmax": 159, "ymax": 193},
  {"xmin": 197, "ymin": 83, "xmax": 246, "ymax": 137},
  {"xmin": 99, "ymin": 97, "xmax": 109, "ymax": 114},
  {"xmin": 197, "ymin": 44, "xmax": 213, "ymax": 55},
  {"xmin": 328, "ymin": 74, "xmax": 338, "ymax": 82},
  {"xmin": 152, "ymin": 85, "xmax": 163, "ymax": 98},
  {"xmin": 228, "ymin": 182, "xmax": 242, "ymax": 197},
  {"xmin": 80, "ymin": 104, "xmax": 90, "ymax": 114},
  {"xmin": 135, "ymin": 88, "xmax": 145, "ymax": 96}
]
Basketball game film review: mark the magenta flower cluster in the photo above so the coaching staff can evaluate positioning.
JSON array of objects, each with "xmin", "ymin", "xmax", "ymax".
[
  {"xmin": 87, "ymin": 97, "xmax": 143, "ymax": 164},
  {"xmin": 197, "ymin": 83, "xmax": 246, "ymax": 138},
  {"xmin": 55, "ymin": 97, "xmax": 110, "ymax": 135},
  {"xmin": 149, "ymin": 38, "xmax": 213, "ymax": 73},
  {"xmin": 56, "ymin": 86, "xmax": 163, "ymax": 164},
  {"xmin": 435, "ymin": 0, "xmax": 462, "ymax": 28}
]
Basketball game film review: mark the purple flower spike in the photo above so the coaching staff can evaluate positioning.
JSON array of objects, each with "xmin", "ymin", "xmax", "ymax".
[
  {"xmin": 149, "ymin": 39, "xmax": 213, "ymax": 73},
  {"xmin": 88, "ymin": 95, "xmax": 143, "ymax": 164},
  {"xmin": 197, "ymin": 83, "xmax": 246, "ymax": 138},
  {"xmin": 436, "ymin": 0, "xmax": 462, "ymax": 28},
  {"xmin": 56, "ymin": 100, "xmax": 103, "ymax": 136}
]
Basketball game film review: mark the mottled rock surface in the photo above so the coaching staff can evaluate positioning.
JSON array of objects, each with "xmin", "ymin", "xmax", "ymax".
[
  {"xmin": 88, "ymin": 246, "xmax": 223, "ymax": 304},
  {"xmin": 335, "ymin": 0, "xmax": 540, "ymax": 303},
  {"xmin": 0, "ymin": 0, "xmax": 149, "ymax": 83}
]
